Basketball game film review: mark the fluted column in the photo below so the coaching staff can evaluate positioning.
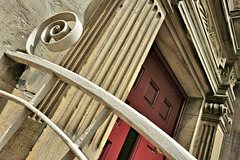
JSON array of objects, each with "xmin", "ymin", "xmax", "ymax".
[
  {"xmin": 193, "ymin": 102, "xmax": 232, "ymax": 160},
  {"xmin": 27, "ymin": 0, "xmax": 166, "ymax": 159}
]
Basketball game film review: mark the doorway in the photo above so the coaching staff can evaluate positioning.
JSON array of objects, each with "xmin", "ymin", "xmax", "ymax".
[{"xmin": 99, "ymin": 44, "xmax": 186, "ymax": 160}]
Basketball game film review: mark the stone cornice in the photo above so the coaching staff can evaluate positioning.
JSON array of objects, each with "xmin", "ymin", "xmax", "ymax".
[{"xmin": 179, "ymin": 1, "xmax": 237, "ymax": 117}]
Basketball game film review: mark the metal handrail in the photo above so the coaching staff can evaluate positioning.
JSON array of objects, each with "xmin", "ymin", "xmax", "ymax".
[
  {"xmin": 5, "ymin": 50, "xmax": 196, "ymax": 160},
  {"xmin": 0, "ymin": 90, "xmax": 88, "ymax": 160}
]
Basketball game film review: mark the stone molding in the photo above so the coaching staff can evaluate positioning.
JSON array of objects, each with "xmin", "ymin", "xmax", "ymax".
[
  {"xmin": 179, "ymin": 0, "xmax": 237, "ymax": 124},
  {"xmin": 204, "ymin": 102, "xmax": 232, "ymax": 127},
  {"xmin": 193, "ymin": 101, "xmax": 231, "ymax": 159},
  {"xmin": 193, "ymin": 122, "xmax": 224, "ymax": 160},
  {"xmin": 220, "ymin": 63, "xmax": 237, "ymax": 86},
  {"xmin": 204, "ymin": 103, "xmax": 227, "ymax": 116},
  {"xmin": 195, "ymin": 0, "xmax": 238, "ymax": 91},
  {"xmin": 222, "ymin": 0, "xmax": 240, "ymax": 55},
  {"xmin": 196, "ymin": 0, "xmax": 226, "ymax": 69}
]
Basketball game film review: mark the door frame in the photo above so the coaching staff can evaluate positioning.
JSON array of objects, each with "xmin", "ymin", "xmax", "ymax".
[
  {"xmin": 151, "ymin": 43, "xmax": 187, "ymax": 138},
  {"xmin": 99, "ymin": 43, "xmax": 188, "ymax": 160}
]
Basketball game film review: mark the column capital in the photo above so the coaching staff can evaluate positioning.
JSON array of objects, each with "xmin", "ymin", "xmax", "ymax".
[{"xmin": 203, "ymin": 102, "xmax": 232, "ymax": 131}]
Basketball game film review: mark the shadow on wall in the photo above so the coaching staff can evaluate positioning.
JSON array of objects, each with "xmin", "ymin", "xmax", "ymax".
[
  {"xmin": 0, "ymin": 55, "xmax": 25, "ymax": 113},
  {"xmin": 0, "ymin": 0, "xmax": 103, "ymax": 113}
]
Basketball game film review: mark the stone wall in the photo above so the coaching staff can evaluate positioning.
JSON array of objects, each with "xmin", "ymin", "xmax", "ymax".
[
  {"xmin": 0, "ymin": 0, "xmax": 102, "ymax": 159},
  {"xmin": 220, "ymin": 84, "xmax": 240, "ymax": 160},
  {"xmin": 0, "ymin": 0, "xmax": 102, "ymax": 113}
]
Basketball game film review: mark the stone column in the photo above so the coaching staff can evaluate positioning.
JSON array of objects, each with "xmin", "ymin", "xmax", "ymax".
[
  {"xmin": 26, "ymin": 0, "xmax": 166, "ymax": 159},
  {"xmin": 193, "ymin": 102, "xmax": 232, "ymax": 160}
]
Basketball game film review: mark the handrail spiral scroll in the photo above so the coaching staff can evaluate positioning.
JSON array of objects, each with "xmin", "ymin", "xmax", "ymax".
[{"xmin": 26, "ymin": 11, "xmax": 83, "ymax": 54}]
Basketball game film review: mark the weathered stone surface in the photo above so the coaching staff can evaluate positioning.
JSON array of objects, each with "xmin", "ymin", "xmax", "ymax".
[
  {"xmin": 0, "ymin": 56, "xmax": 25, "ymax": 113},
  {"xmin": 0, "ymin": 0, "xmax": 102, "ymax": 111},
  {"xmin": 0, "ymin": 0, "xmax": 103, "ymax": 157},
  {"xmin": 0, "ymin": 118, "xmax": 45, "ymax": 160},
  {"xmin": 0, "ymin": 0, "xmax": 101, "ymax": 55},
  {"xmin": 220, "ymin": 84, "xmax": 240, "ymax": 160},
  {"xmin": 175, "ymin": 98, "xmax": 204, "ymax": 152}
]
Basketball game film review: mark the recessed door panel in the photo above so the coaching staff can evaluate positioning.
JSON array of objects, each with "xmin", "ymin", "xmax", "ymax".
[
  {"xmin": 127, "ymin": 48, "xmax": 184, "ymax": 136},
  {"xmin": 99, "ymin": 45, "xmax": 185, "ymax": 160}
]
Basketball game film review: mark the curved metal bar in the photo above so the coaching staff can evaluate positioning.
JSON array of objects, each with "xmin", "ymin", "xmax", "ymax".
[
  {"xmin": 5, "ymin": 50, "xmax": 196, "ymax": 160},
  {"xmin": 0, "ymin": 90, "xmax": 88, "ymax": 160}
]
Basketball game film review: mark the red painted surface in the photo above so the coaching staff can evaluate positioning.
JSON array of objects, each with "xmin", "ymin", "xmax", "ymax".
[
  {"xmin": 99, "ymin": 118, "xmax": 130, "ymax": 160},
  {"xmin": 127, "ymin": 47, "xmax": 184, "ymax": 136},
  {"xmin": 129, "ymin": 136, "xmax": 164, "ymax": 160},
  {"xmin": 99, "ymin": 45, "xmax": 185, "ymax": 160}
]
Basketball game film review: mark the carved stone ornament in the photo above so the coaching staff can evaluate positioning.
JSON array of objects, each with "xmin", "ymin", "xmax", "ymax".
[
  {"xmin": 219, "ymin": 65, "xmax": 237, "ymax": 86},
  {"xmin": 234, "ymin": 0, "xmax": 240, "ymax": 9},
  {"xmin": 26, "ymin": 11, "xmax": 83, "ymax": 54},
  {"xmin": 196, "ymin": 0, "xmax": 226, "ymax": 69},
  {"xmin": 204, "ymin": 102, "xmax": 227, "ymax": 115},
  {"xmin": 204, "ymin": 102, "xmax": 232, "ymax": 125}
]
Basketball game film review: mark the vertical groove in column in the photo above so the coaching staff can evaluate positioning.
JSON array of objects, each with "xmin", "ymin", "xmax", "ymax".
[
  {"xmin": 112, "ymin": 6, "xmax": 160, "ymax": 98},
  {"xmin": 70, "ymin": 1, "xmax": 121, "ymax": 73},
  {"xmin": 203, "ymin": 126, "xmax": 215, "ymax": 160},
  {"xmin": 198, "ymin": 124, "xmax": 208, "ymax": 160},
  {"xmin": 70, "ymin": 0, "xmax": 148, "ymax": 136},
  {"xmin": 31, "ymin": 0, "xmax": 120, "ymax": 120},
  {"xmin": 50, "ymin": 1, "xmax": 123, "ymax": 125},
  {"xmin": 196, "ymin": 124, "xmax": 205, "ymax": 158},
  {"xmin": 80, "ymin": 1, "xmax": 151, "ymax": 136},
  {"xmin": 89, "ymin": 2, "xmax": 165, "ymax": 148},
  {"xmin": 196, "ymin": 124, "xmax": 216, "ymax": 160},
  {"xmin": 64, "ymin": 0, "xmax": 143, "ymax": 134},
  {"xmin": 62, "ymin": 0, "xmax": 141, "ymax": 134},
  {"xmin": 28, "ymin": 0, "xmax": 165, "ymax": 159},
  {"xmin": 64, "ymin": 0, "xmax": 119, "ymax": 71}
]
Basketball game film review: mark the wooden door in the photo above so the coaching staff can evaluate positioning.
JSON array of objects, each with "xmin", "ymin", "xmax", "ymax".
[{"xmin": 99, "ymin": 45, "xmax": 185, "ymax": 160}]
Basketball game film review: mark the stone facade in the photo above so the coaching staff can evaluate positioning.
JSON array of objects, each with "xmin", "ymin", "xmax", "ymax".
[{"xmin": 0, "ymin": 0, "xmax": 239, "ymax": 160}]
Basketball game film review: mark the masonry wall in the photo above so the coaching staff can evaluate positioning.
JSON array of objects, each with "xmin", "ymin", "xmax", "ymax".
[
  {"xmin": 0, "ymin": 1, "xmax": 102, "ymax": 159},
  {"xmin": 0, "ymin": 0, "xmax": 102, "ymax": 112},
  {"xmin": 220, "ymin": 84, "xmax": 240, "ymax": 160}
]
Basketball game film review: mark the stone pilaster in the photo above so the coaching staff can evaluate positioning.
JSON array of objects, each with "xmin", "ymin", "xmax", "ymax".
[
  {"xmin": 193, "ymin": 101, "xmax": 232, "ymax": 160},
  {"xmin": 26, "ymin": 0, "xmax": 166, "ymax": 159}
]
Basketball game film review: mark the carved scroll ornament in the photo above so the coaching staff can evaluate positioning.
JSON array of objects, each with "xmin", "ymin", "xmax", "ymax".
[{"xmin": 26, "ymin": 11, "xmax": 83, "ymax": 54}]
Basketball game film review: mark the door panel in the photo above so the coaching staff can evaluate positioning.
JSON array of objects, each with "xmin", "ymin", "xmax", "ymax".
[
  {"xmin": 100, "ymin": 45, "xmax": 185, "ymax": 160},
  {"xmin": 100, "ymin": 118, "xmax": 130, "ymax": 160},
  {"xmin": 127, "ymin": 48, "xmax": 183, "ymax": 136},
  {"xmin": 129, "ymin": 136, "xmax": 164, "ymax": 160}
]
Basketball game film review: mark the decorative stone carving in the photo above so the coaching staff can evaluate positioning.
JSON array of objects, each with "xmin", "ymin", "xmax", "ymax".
[
  {"xmin": 219, "ymin": 64, "xmax": 237, "ymax": 86},
  {"xmin": 194, "ymin": 101, "xmax": 233, "ymax": 159},
  {"xmin": 204, "ymin": 103, "xmax": 227, "ymax": 116},
  {"xmin": 234, "ymin": 0, "xmax": 240, "ymax": 9},
  {"xmin": 196, "ymin": 0, "xmax": 226, "ymax": 68},
  {"xmin": 196, "ymin": 0, "xmax": 226, "ymax": 69},
  {"xmin": 204, "ymin": 102, "xmax": 232, "ymax": 126},
  {"xmin": 26, "ymin": 11, "xmax": 83, "ymax": 54}
]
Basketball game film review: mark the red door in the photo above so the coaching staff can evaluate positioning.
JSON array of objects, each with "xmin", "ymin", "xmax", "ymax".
[{"xmin": 99, "ymin": 45, "xmax": 185, "ymax": 160}]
